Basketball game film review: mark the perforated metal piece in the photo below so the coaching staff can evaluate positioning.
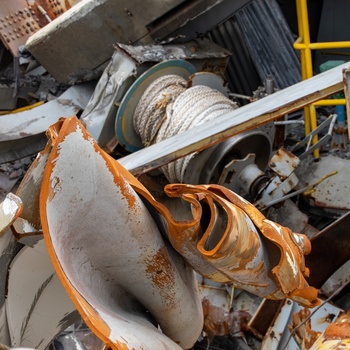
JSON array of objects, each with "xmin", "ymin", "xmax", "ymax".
[{"xmin": 0, "ymin": 1, "xmax": 70, "ymax": 56}]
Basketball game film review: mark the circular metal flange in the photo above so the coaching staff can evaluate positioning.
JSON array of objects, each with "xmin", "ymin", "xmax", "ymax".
[
  {"xmin": 115, "ymin": 59, "xmax": 196, "ymax": 153},
  {"xmin": 188, "ymin": 72, "xmax": 230, "ymax": 96},
  {"xmin": 183, "ymin": 129, "xmax": 271, "ymax": 193}
]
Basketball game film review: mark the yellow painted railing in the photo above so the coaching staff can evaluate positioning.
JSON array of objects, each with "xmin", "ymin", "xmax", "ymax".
[{"xmin": 294, "ymin": 0, "xmax": 350, "ymax": 157}]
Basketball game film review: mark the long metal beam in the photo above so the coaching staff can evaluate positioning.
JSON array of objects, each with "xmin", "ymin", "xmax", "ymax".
[{"xmin": 119, "ymin": 62, "xmax": 349, "ymax": 175}]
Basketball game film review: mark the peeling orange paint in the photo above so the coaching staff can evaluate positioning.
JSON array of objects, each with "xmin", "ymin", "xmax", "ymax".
[{"xmin": 163, "ymin": 183, "xmax": 319, "ymax": 307}]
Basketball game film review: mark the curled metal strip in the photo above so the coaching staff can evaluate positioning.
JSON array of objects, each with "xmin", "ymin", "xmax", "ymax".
[{"xmin": 163, "ymin": 184, "xmax": 319, "ymax": 307}]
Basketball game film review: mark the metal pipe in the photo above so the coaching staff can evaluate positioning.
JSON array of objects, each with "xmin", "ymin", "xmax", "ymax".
[
  {"xmin": 294, "ymin": 0, "xmax": 350, "ymax": 158},
  {"xmin": 294, "ymin": 41, "xmax": 350, "ymax": 50},
  {"xmin": 312, "ymin": 99, "xmax": 346, "ymax": 106}
]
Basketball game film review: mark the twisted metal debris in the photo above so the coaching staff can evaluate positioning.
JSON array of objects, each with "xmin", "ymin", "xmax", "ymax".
[{"xmin": 29, "ymin": 116, "xmax": 318, "ymax": 349}]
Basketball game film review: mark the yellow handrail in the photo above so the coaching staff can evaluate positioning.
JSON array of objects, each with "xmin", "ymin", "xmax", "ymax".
[{"xmin": 294, "ymin": 0, "xmax": 349, "ymax": 157}]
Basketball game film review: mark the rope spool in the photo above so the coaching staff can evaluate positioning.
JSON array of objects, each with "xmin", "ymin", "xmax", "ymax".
[{"xmin": 133, "ymin": 74, "xmax": 238, "ymax": 183}]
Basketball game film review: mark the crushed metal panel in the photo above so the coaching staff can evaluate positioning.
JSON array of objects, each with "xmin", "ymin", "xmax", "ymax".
[
  {"xmin": 80, "ymin": 49, "xmax": 138, "ymax": 146},
  {"xmin": 0, "ymin": 83, "xmax": 94, "ymax": 143},
  {"xmin": 117, "ymin": 38, "xmax": 231, "ymax": 66},
  {"xmin": 163, "ymin": 183, "xmax": 318, "ymax": 307},
  {"xmin": 6, "ymin": 239, "xmax": 77, "ymax": 349},
  {"xmin": 260, "ymin": 299, "xmax": 342, "ymax": 350}
]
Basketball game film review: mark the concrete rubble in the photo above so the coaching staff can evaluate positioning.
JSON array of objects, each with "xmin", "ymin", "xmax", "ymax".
[{"xmin": 1, "ymin": 1, "xmax": 350, "ymax": 349}]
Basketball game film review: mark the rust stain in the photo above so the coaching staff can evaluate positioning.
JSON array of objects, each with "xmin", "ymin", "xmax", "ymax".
[
  {"xmin": 289, "ymin": 308, "xmax": 320, "ymax": 349},
  {"xmin": 324, "ymin": 313, "xmax": 350, "ymax": 340},
  {"xmin": 145, "ymin": 246, "xmax": 175, "ymax": 303},
  {"xmin": 202, "ymin": 298, "xmax": 251, "ymax": 337}
]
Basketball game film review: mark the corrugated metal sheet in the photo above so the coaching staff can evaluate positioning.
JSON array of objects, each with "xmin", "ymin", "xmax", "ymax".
[
  {"xmin": 234, "ymin": 0, "xmax": 301, "ymax": 89},
  {"xmin": 207, "ymin": 0, "xmax": 301, "ymax": 96},
  {"xmin": 207, "ymin": 18, "xmax": 261, "ymax": 99}
]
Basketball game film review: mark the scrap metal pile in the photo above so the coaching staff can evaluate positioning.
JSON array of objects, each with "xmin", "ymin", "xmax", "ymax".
[{"xmin": 1, "ymin": 1, "xmax": 350, "ymax": 350}]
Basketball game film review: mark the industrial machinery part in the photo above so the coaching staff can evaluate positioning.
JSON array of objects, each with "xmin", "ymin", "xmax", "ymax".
[
  {"xmin": 194, "ymin": 130, "xmax": 272, "ymax": 199},
  {"xmin": 117, "ymin": 61, "xmax": 348, "ymax": 176},
  {"xmin": 81, "ymin": 39, "xmax": 231, "ymax": 148},
  {"xmin": 116, "ymin": 59, "xmax": 273, "ymax": 199}
]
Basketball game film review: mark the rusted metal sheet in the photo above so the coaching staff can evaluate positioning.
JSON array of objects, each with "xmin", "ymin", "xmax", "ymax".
[
  {"xmin": 0, "ymin": 0, "xmax": 71, "ymax": 56},
  {"xmin": 40, "ymin": 116, "xmax": 203, "ymax": 349},
  {"xmin": 309, "ymin": 312, "xmax": 350, "ymax": 350},
  {"xmin": 268, "ymin": 148, "xmax": 300, "ymax": 179},
  {"xmin": 260, "ymin": 299, "xmax": 342, "ymax": 350},
  {"xmin": 305, "ymin": 211, "xmax": 350, "ymax": 289}
]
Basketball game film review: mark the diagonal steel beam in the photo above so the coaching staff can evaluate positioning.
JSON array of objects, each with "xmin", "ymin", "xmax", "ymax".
[{"xmin": 119, "ymin": 62, "xmax": 349, "ymax": 175}]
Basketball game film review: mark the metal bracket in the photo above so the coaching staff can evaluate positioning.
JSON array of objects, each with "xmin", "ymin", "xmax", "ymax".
[{"xmin": 290, "ymin": 114, "xmax": 338, "ymax": 159}]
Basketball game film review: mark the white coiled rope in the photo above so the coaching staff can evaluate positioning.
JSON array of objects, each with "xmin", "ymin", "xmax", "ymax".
[{"xmin": 133, "ymin": 74, "xmax": 238, "ymax": 183}]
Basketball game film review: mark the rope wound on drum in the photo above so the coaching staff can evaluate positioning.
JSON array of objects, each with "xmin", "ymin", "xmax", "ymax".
[{"xmin": 133, "ymin": 74, "xmax": 238, "ymax": 183}]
